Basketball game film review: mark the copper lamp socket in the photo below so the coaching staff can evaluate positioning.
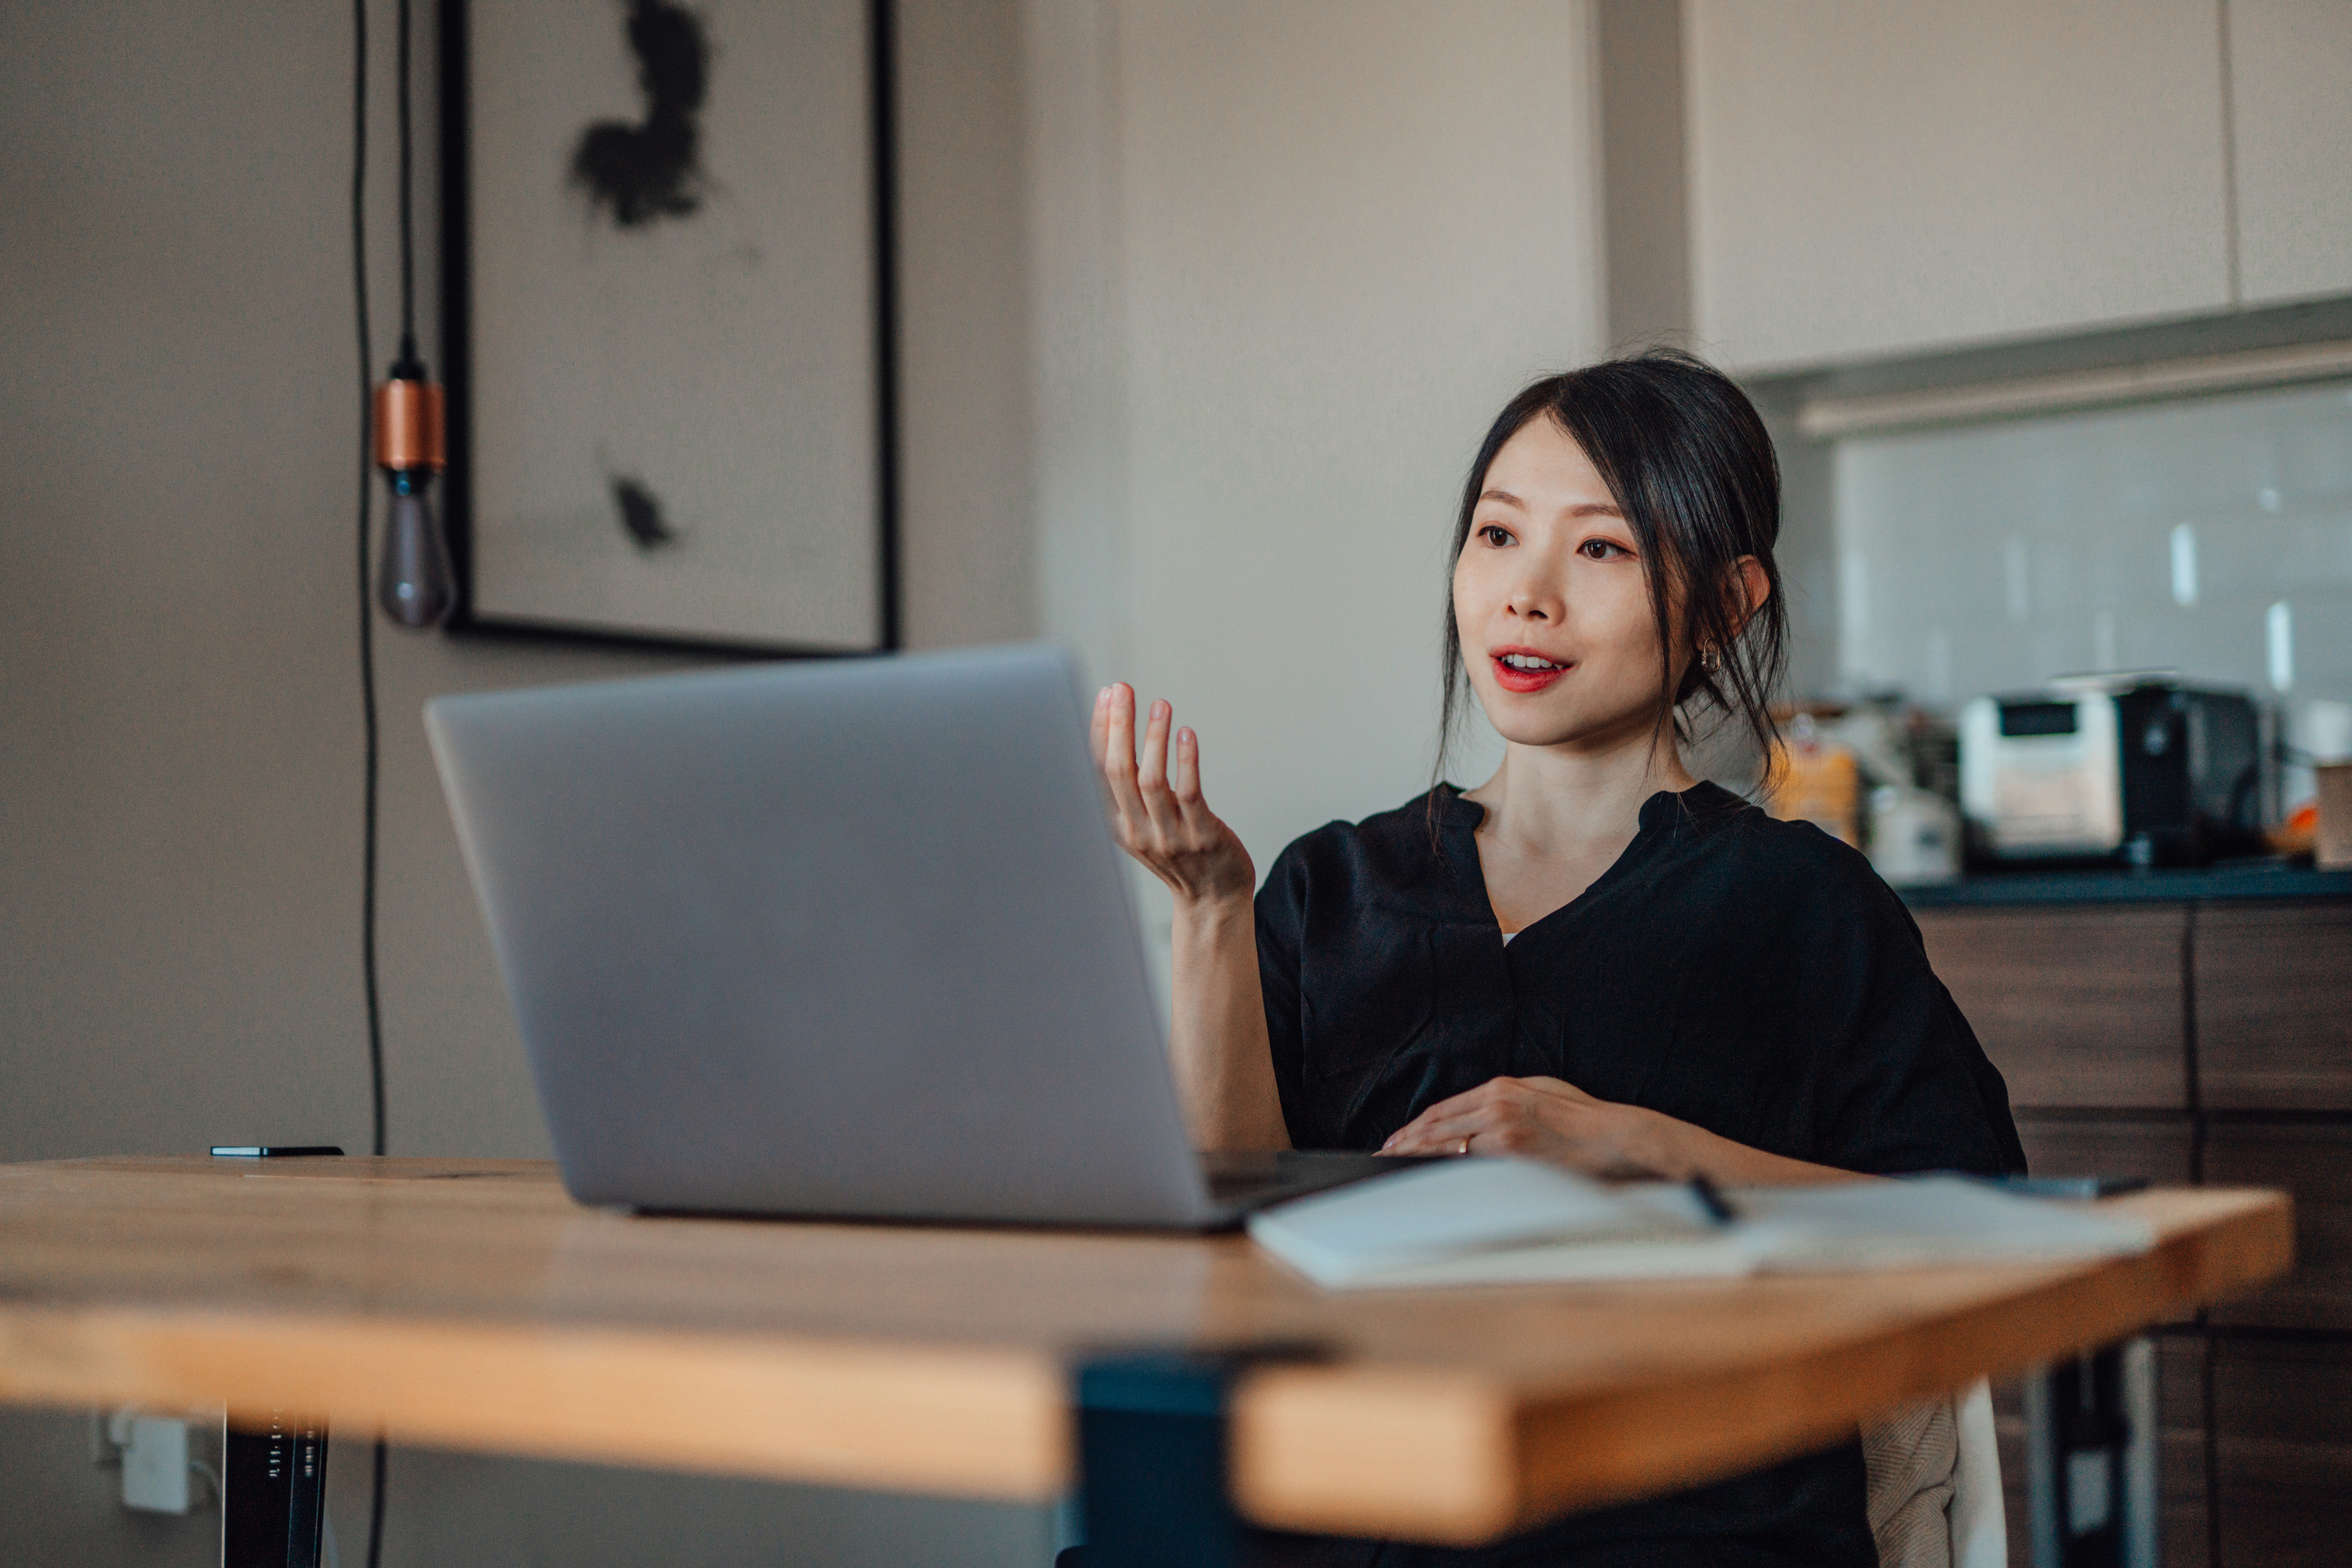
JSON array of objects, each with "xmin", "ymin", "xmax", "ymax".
[{"xmin": 373, "ymin": 378, "xmax": 446, "ymax": 473}]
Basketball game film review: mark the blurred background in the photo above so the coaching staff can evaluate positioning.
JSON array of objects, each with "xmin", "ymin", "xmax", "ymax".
[{"xmin": 4, "ymin": 2, "xmax": 2347, "ymax": 1563}]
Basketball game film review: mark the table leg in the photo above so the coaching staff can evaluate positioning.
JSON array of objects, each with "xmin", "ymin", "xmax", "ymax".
[
  {"xmin": 2022, "ymin": 1338, "xmax": 2155, "ymax": 1568},
  {"xmin": 1061, "ymin": 1346, "xmax": 1327, "ymax": 1568},
  {"xmin": 222, "ymin": 1410, "xmax": 329, "ymax": 1568}
]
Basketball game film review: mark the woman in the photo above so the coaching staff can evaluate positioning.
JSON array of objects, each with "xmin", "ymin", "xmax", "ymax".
[{"xmin": 1089, "ymin": 351, "xmax": 2024, "ymax": 1568}]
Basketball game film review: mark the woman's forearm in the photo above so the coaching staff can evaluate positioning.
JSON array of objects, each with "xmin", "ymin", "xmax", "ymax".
[
  {"xmin": 1167, "ymin": 893, "xmax": 1290, "ymax": 1151},
  {"xmin": 1673, "ymin": 1121, "xmax": 1864, "ymax": 1185}
]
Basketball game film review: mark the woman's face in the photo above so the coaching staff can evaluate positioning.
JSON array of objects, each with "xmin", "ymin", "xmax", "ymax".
[{"xmin": 1451, "ymin": 416, "xmax": 1682, "ymax": 752}]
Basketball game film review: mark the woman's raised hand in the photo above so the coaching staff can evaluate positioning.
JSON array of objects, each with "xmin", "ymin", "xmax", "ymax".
[{"xmin": 1090, "ymin": 684, "xmax": 1255, "ymax": 906}]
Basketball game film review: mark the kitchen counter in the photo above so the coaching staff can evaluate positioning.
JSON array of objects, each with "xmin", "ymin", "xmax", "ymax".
[
  {"xmin": 1897, "ymin": 859, "xmax": 2352, "ymax": 909},
  {"xmin": 1901, "ymin": 869, "xmax": 2352, "ymax": 1566}
]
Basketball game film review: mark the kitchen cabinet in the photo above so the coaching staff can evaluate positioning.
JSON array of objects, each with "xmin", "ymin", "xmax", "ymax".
[
  {"xmin": 1685, "ymin": 0, "xmax": 2233, "ymax": 371},
  {"xmin": 2196, "ymin": 902, "xmax": 2352, "ymax": 1110},
  {"xmin": 2014, "ymin": 1116, "xmax": 2197, "ymax": 1327},
  {"xmin": 1912, "ymin": 906, "xmax": 2187, "ymax": 1109},
  {"xmin": 2212, "ymin": 1339, "xmax": 2352, "ymax": 1567},
  {"xmin": 1904, "ymin": 880, "xmax": 2352, "ymax": 1568},
  {"xmin": 2012, "ymin": 1117, "xmax": 2194, "ymax": 1186},
  {"xmin": 2229, "ymin": 0, "xmax": 2352, "ymax": 306},
  {"xmin": 2204, "ymin": 1120, "xmax": 2352, "ymax": 1331}
]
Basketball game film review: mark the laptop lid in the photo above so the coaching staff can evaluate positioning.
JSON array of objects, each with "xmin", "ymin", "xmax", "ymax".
[{"xmin": 426, "ymin": 643, "xmax": 1216, "ymax": 1227}]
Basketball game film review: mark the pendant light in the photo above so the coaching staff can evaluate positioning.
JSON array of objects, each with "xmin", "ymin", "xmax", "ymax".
[
  {"xmin": 374, "ymin": 339, "xmax": 451, "ymax": 626},
  {"xmin": 372, "ymin": 0, "xmax": 453, "ymax": 629}
]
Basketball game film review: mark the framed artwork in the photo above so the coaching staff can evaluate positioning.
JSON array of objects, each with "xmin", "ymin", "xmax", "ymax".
[{"xmin": 438, "ymin": 0, "xmax": 898, "ymax": 654}]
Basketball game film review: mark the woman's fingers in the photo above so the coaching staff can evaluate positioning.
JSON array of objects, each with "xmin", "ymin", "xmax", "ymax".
[
  {"xmin": 1098, "ymin": 684, "xmax": 1152, "ymax": 833},
  {"xmin": 1382, "ymin": 1099, "xmax": 1486, "ymax": 1152},
  {"xmin": 1382, "ymin": 1078, "xmax": 1594, "ymax": 1154},
  {"xmin": 1088, "ymin": 687, "xmax": 1124, "ymax": 819},
  {"xmin": 1393, "ymin": 1112, "xmax": 1512, "ymax": 1156},
  {"xmin": 1171, "ymin": 725, "xmax": 1230, "ymax": 842},
  {"xmin": 1091, "ymin": 684, "xmax": 1254, "ymax": 902},
  {"xmin": 1381, "ymin": 1080, "xmax": 1513, "ymax": 1149},
  {"xmin": 1172, "ymin": 728, "xmax": 1204, "ymax": 809},
  {"xmin": 1135, "ymin": 699, "xmax": 1185, "ymax": 837},
  {"xmin": 1099, "ymin": 684, "xmax": 1134, "ymax": 773},
  {"xmin": 1137, "ymin": 699, "xmax": 1169, "ymax": 786},
  {"xmin": 1381, "ymin": 1105, "xmax": 1456, "ymax": 1151},
  {"xmin": 1517, "ymin": 1076, "xmax": 1598, "ymax": 1105},
  {"xmin": 1088, "ymin": 684, "xmax": 1113, "ymax": 768}
]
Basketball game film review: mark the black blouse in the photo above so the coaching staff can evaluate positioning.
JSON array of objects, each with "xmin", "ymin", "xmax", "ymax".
[{"xmin": 1250, "ymin": 782, "xmax": 2026, "ymax": 1568}]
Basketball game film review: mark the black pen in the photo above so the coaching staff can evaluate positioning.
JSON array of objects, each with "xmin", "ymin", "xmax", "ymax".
[{"xmin": 1687, "ymin": 1171, "xmax": 1739, "ymax": 1226}]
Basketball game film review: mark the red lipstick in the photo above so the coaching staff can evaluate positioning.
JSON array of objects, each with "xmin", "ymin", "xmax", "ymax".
[{"xmin": 1489, "ymin": 645, "xmax": 1571, "ymax": 693}]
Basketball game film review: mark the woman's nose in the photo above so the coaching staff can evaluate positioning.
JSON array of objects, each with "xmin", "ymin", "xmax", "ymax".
[{"xmin": 1506, "ymin": 583, "xmax": 1554, "ymax": 621}]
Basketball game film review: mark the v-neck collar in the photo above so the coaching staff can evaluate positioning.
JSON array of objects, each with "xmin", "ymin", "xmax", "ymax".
[{"xmin": 1435, "ymin": 780, "xmax": 1744, "ymax": 943}]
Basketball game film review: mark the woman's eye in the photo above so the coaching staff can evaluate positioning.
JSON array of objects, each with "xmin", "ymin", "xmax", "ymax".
[
  {"xmin": 1579, "ymin": 538, "xmax": 1630, "ymax": 561},
  {"xmin": 1479, "ymin": 524, "xmax": 1514, "ymax": 546}
]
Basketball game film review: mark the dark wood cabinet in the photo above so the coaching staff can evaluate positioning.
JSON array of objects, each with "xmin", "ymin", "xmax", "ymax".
[
  {"xmin": 2196, "ymin": 902, "xmax": 2352, "ymax": 1111},
  {"xmin": 2212, "ymin": 1339, "xmax": 2352, "ymax": 1567},
  {"xmin": 1907, "ymin": 887, "xmax": 2351, "ymax": 1564},
  {"xmin": 2013, "ymin": 1116, "xmax": 2194, "ymax": 1185},
  {"xmin": 1915, "ymin": 906, "xmax": 2187, "ymax": 1109},
  {"xmin": 2204, "ymin": 1121, "xmax": 2352, "ymax": 1330},
  {"xmin": 2015, "ymin": 1116, "xmax": 2198, "ymax": 1326}
]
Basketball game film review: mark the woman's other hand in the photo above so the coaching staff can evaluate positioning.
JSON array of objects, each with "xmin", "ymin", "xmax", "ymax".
[
  {"xmin": 1091, "ymin": 684, "xmax": 1254, "ymax": 907},
  {"xmin": 1380, "ymin": 1076, "xmax": 1690, "ymax": 1178},
  {"xmin": 1381, "ymin": 1075, "xmax": 1860, "ymax": 1185}
]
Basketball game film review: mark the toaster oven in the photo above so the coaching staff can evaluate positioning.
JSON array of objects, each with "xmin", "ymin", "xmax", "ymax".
[{"xmin": 1958, "ymin": 679, "xmax": 2263, "ymax": 863}]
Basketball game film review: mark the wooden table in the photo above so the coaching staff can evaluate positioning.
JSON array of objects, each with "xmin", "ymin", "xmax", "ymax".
[{"xmin": 0, "ymin": 1157, "xmax": 2291, "ymax": 1545}]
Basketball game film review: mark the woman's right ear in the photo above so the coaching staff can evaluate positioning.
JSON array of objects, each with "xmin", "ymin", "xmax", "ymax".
[{"xmin": 1725, "ymin": 556, "xmax": 1771, "ymax": 638}]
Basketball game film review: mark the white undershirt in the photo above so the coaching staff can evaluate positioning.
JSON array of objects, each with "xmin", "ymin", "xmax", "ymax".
[{"xmin": 1500, "ymin": 930, "xmax": 1519, "ymax": 945}]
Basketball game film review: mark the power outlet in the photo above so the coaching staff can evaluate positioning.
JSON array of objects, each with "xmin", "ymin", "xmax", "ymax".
[{"xmin": 121, "ymin": 1415, "xmax": 192, "ymax": 1513}]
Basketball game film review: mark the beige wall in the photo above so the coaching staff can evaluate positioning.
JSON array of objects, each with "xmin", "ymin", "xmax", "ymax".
[
  {"xmin": 0, "ymin": 0, "xmax": 1043, "ymax": 1562},
  {"xmin": 1030, "ymin": 0, "xmax": 1618, "ymax": 982},
  {"xmin": 899, "ymin": 0, "xmax": 1040, "ymax": 652},
  {"xmin": 0, "ymin": 0, "xmax": 1034, "ymax": 1163},
  {"xmin": 1024, "ymin": 0, "xmax": 1607, "ymax": 968}
]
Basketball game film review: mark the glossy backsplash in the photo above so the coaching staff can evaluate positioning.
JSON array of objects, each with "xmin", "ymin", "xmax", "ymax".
[{"xmin": 1830, "ymin": 378, "xmax": 2352, "ymax": 784}]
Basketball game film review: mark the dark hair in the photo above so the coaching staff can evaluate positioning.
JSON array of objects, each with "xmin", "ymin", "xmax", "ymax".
[{"xmin": 1437, "ymin": 348, "xmax": 1786, "ymax": 786}]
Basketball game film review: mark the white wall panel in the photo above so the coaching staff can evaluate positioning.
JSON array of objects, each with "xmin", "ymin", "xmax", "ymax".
[
  {"xmin": 1688, "ymin": 0, "xmax": 2234, "ymax": 371},
  {"xmin": 2230, "ymin": 0, "xmax": 2352, "ymax": 307}
]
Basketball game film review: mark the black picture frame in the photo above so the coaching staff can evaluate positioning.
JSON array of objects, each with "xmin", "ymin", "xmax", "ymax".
[{"xmin": 436, "ymin": 0, "xmax": 899, "ymax": 658}]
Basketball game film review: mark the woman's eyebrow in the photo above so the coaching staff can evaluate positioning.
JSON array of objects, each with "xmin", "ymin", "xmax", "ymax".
[{"xmin": 1476, "ymin": 490, "xmax": 1624, "ymax": 520}]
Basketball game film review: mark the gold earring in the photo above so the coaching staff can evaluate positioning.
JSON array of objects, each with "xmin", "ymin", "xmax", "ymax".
[{"xmin": 1699, "ymin": 644, "xmax": 1722, "ymax": 675}]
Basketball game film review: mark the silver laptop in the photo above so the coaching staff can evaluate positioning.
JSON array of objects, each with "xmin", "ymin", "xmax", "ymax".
[{"xmin": 425, "ymin": 642, "xmax": 1408, "ymax": 1229}]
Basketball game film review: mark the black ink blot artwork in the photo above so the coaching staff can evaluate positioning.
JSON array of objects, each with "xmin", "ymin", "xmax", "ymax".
[
  {"xmin": 570, "ymin": 0, "xmax": 710, "ymax": 230},
  {"xmin": 612, "ymin": 476, "xmax": 678, "ymax": 550}
]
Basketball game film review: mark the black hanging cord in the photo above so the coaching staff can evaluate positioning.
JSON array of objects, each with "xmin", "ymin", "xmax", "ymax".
[
  {"xmin": 368, "ymin": 1436, "xmax": 390, "ymax": 1568},
  {"xmin": 354, "ymin": 0, "xmax": 394, "ymax": 1564},
  {"xmin": 352, "ymin": 0, "xmax": 387, "ymax": 1171},
  {"xmin": 396, "ymin": 0, "xmax": 418, "ymax": 363}
]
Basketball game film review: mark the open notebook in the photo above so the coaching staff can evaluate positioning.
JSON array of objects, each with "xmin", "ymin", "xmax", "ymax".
[{"xmin": 1245, "ymin": 1158, "xmax": 2154, "ymax": 1290}]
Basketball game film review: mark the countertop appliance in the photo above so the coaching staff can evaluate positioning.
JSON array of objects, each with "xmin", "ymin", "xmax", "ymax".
[{"xmin": 1959, "ymin": 677, "xmax": 2262, "ymax": 864}]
